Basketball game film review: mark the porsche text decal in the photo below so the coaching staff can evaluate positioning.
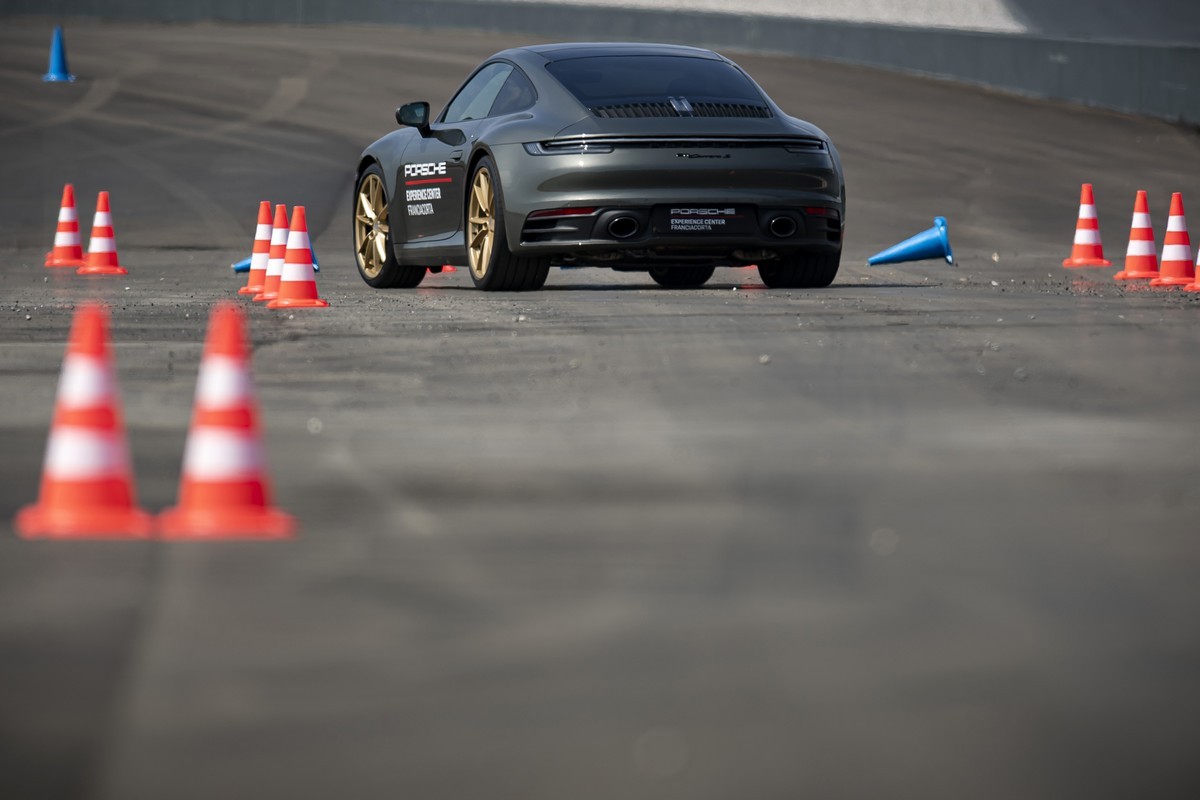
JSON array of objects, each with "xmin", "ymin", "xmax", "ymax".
[
  {"xmin": 404, "ymin": 161, "xmax": 448, "ymax": 178},
  {"xmin": 669, "ymin": 208, "xmax": 738, "ymax": 232}
]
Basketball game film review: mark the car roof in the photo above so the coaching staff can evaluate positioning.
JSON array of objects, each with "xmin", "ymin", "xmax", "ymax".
[{"xmin": 519, "ymin": 42, "xmax": 724, "ymax": 62}]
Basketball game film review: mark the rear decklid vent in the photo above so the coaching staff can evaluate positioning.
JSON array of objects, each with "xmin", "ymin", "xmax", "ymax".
[
  {"xmin": 591, "ymin": 102, "xmax": 680, "ymax": 119},
  {"xmin": 690, "ymin": 102, "xmax": 772, "ymax": 118},
  {"xmin": 590, "ymin": 101, "xmax": 773, "ymax": 119}
]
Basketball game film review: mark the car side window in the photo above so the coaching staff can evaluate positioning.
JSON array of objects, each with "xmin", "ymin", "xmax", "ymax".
[
  {"xmin": 488, "ymin": 69, "xmax": 537, "ymax": 117},
  {"xmin": 442, "ymin": 62, "xmax": 514, "ymax": 123}
]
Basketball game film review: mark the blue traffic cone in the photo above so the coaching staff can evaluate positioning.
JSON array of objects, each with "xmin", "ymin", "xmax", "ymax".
[
  {"xmin": 43, "ymin": 26, "xmax": 75, "ymax": 83},
  {"xmin": 233, "ymin": 244, "xmax": 319, "ymax": 272},
  {"xmin": 868, "ymin": 217, "xmax": 954, "ymax": 266}
]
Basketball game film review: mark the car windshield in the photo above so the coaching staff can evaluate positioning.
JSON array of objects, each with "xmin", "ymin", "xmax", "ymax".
[{"xmin": 546, "ymin": 55, "xmax": 766, "ymax": 108}]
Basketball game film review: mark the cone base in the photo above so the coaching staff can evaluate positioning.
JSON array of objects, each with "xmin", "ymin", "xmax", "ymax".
[
  {"xmin": 238, "ymin": 284, "xmax": 265, "ymax": 295},
  {"xmin": 43, "ymin": 73, "xmax": 76, "ymax": 83},
  {"xmin": 15, "ymin": 502, "xmax": 153, "ymax": 539},
  {"xmin": 44, "ymin": 255, "xmax": 86, "ymax": 268},
  {"xmin": 1063, "ymin": 258, "xmax": 1112, "ymax": 268},
  {"xmin": 157, "ymin": 505, "xmax": 296, "ymax": 540},
  {"xmin": 77, "ymin": 264, "xmax": 128, "ymax": 276},
  {"xmin": 1148, "ymin": 276, "xmax": 1194, "ymax": 287},
  {"xmin": 1183, "ymin": 283, "xmax": 1200, "ymax": 292},
  {"xmin": 252, "ymin": 291, "xmax": 277, "ymax": 303},
  {"xmin": 1114, "ymin": 269, "xmax": 1159, "ymax": 281},
  {"xmin": 267, "ymin": 297, "xmax": 330, "ymax": 309}
]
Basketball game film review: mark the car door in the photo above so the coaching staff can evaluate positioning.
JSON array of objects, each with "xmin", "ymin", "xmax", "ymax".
[{"xmin": 399, "ymin": 62, "xmax": 515, "ymax": 242}]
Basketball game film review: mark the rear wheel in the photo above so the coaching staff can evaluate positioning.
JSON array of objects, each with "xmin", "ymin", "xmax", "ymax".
[
  {"xmin": 649, "ymin": 266, "xmax": 715, "ymax": 288},
  {"xmin": 467, "ymin": 156, "xmax": 550, "ymax": 291},
  {"xmin": 758, "ymin": 250, "xmax": 840, "ymax": 289},
  {"xmin": 354, "ymin": 164, "xmax": 425, "ymax": 288}
]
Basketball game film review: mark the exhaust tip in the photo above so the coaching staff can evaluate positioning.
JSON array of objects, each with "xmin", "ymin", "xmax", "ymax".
[
  {"xmin": 608, "ymin": 216, "xmax": 640, "ymax": 240},
  {"xmin": 769, "ymin": 216, "xmax": 797, "ymax": 238}
]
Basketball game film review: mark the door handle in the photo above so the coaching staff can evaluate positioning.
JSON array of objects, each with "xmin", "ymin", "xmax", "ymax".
[{"xmin": 450, "ymin": 149, "xmax": 464, "ymax": 161}]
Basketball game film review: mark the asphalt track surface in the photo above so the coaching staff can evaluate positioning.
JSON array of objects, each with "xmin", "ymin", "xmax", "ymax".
[{"xmin": 2, "ymin": 19, "xmax": 1200, "ymax": 800}]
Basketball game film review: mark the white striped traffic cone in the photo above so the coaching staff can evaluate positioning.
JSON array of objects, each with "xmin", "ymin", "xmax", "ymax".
[
  {"xmin": 15, "ymin": 303, "xmax": 152, "ymax": 538},
  {"xmin": 1114, "ymin": 190, "xmax": 1159, "ymax": 281},
  {"xmin": 158, "ymin": 302, "xmax": 295, "ymax": 538},
  {"xmin": 253, "ymin": 204, "xmax": 288, "ymax": 303},
  {"xmin": 1150, "ymin": 193, "xmax": 1194, "ymax": 288},
  {"xmin": 239, "ymin": 201, "xmax": 273, "ymax": 296},
  {"xmin": 1184, "ymin": 249, "xmax": 1200, "ymax": 292},
  {"xmin": 44, "ymin": 183, "xmax": 86, "ymax": 268},
  {"xmin": 267, "ymin": 206, "xmax": 329, "ymax": 309},
  {"xmin": 77, "ymin": 191, "xmax": 128, "ymax": 276},
  {"xmin": 1063, "ymin": 183, "xmax": 1111, "ymax": 268}
]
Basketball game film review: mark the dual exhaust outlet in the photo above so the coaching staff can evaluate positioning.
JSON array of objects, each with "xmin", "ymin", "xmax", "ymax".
[{"xmin": 605, "ymin": 214, "xmax": 798, "ymax": 240}]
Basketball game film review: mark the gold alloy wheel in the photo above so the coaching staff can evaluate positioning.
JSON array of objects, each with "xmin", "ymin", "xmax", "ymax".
[
  {"xmin": 467, "ymin": 167, "xmax": 495, "ymax": 279},
  {"xmin": 355, "ymin": 173, "xmax": 389, "ymax": 279}
]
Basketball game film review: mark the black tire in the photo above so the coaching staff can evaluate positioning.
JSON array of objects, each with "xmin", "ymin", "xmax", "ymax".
[
  {"xmin": 758, "ymin": 250, "xmax": 841, "ymax": 289},
  {"xmin": 649, "ymin": 266, "xmax": 715, "ymax": 288},
  {"xmin": 353, "ymin": 163, "xmax": 425, "ymax": 289},
  {"xmin": 467, "ymin": 156, "xmax": 550, "ymax": 292}
]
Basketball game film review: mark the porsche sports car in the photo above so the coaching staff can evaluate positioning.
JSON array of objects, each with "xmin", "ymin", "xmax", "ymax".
[{"xmin": 353, "ymin": 42, "xmax": 845, "ymax": 291}]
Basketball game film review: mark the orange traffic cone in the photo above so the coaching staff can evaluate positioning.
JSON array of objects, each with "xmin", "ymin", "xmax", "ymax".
[
  {"xmin": 1063, "ymin": 183, "xmax": 1111, "ymax": 268},
  {"xmin": 77, "ymin": 191, "xmax": 128, "ymax": 276},
  {"xmin": 44, "ymin": 183, "xmax": 87, "ymax": 268},
  {"xmin": 14, "ymin": 304, "xmax": 153, "ymax": 538},
  {"xmin": 253, "ymin": 204, "xmax": 287, "ymax": 303},
  {"xmin": 1114, "ymin": 191, "xmax": 1159, "ymax": 281},
  {"xmin": 1184, "ymin": 251, "xmax": 1200, "ymax": 293},
  {"xmin": 239, "ymin": 201, "xmax": 273, "ymax": 296},
  {"xmin": 267, "ymin": 206, "xmax": 329, "ymax": 309},
  {"xmin": 1150, "ymin": 193, "xmax": 1194, "ymax": 288},
  {"xmin": 158, "ymin": 302, "xmax": 295, "ymax": 539}
]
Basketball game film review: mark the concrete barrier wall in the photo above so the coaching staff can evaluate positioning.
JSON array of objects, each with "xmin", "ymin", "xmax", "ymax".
[{"xmin": 8, "ymin": 0, "xmax": 1199, "ymax": 125}]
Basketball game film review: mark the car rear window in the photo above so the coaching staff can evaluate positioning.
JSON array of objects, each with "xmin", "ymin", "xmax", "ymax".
[{"xmin": 546, "ymin": 55, "xmax": 765, "ymax": 108}]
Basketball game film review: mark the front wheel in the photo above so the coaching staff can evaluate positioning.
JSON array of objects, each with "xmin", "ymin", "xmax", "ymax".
[
  {"xmin": 758, "ymin": 250, "xmax": 840, "ymax": 289},
  {"xmin": 353, "ymin": 163, "xmax": 425, "ymax": 288},
  {"xmin": 649, "ymin": 266, "xmax": 715, "ymax": 288},
  {"xmin": 466, "ymin": 156, "xmax": 550, "ymax": 291}
]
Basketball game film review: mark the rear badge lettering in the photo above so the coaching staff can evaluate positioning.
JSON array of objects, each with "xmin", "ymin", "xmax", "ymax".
[{"xmin": 668, "ymin": 208, "xmax": 738, "ymax": 232}]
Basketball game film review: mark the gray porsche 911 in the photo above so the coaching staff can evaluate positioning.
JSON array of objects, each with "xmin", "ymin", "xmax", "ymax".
[{"xmin": 353, "ymin": 42, "xmax": 845, "ymax": 291}]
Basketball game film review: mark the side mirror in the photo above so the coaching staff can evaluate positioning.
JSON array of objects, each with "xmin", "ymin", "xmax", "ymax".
[{"xmin": 396, "ymin": 102, "xmax": 431, "ymax": 134}]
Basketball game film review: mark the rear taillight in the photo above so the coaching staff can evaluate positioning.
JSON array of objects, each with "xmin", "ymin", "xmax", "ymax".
[
  {"xmin": 527, "ymin": 207, "xmax": 599, "ymax": 219},
  {"xmin": 804, "ymin": 207, "xmax": 840, "ymax": 219}
]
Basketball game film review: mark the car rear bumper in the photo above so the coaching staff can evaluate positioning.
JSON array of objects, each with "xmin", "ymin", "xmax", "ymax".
[{"xmin": 490, "ymin": 140, "xmax": 844, "ymax": 260}]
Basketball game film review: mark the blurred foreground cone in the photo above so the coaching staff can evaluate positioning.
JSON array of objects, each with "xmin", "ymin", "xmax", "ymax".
[
  {"xmin": 158, "ymin": 302, "xmax": 295, "ymax": 539},
  {"xmin": 267, "ymin": 206, "xmax": 329, "ymax": 309},
  {"xmin": 1114, "ymin": 190, "xmax": 1159, "ymax": 281},
  {"xmin": 15, "ymin": 304, "xmax": 152, "ymax": 539},
  {"xmin": 1063, "ymin": 183, "xmax": 1111, "ymax": 268},
  {"xmin": 78, "ymin": 191, "xmax": 128, "ymax": 276},
  {"xmin": 253, "ymin": 204, "xmax": 287, "ymax": 303},
  {"xmin": 44, "ymin": 183, "xmax": 86, "ymax": 267},
  {"xmin": 1150, "ymin": 193, "xmax": 1194, "ymax": 288},
  {"xmin": 239, "ymin": 201, "xmax": 272, "ymax": 296}
]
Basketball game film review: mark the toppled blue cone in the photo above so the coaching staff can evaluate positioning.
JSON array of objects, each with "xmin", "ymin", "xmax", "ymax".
[
  {"xmin": 868, "ymin": 216, "xmax": 954, "ymax": 266},
  {"xmin": 233, "ymin": 245, "xmax": 319, "ymax": 272},
  {"xmin": 43, "ymin": 26, "xmax": 75, "ymax": 82}
]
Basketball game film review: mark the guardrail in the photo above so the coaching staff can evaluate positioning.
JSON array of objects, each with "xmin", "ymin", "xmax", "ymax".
[{"xmin": 9, "ymin": 0, "xmax": 1199, "ymax": 125}]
